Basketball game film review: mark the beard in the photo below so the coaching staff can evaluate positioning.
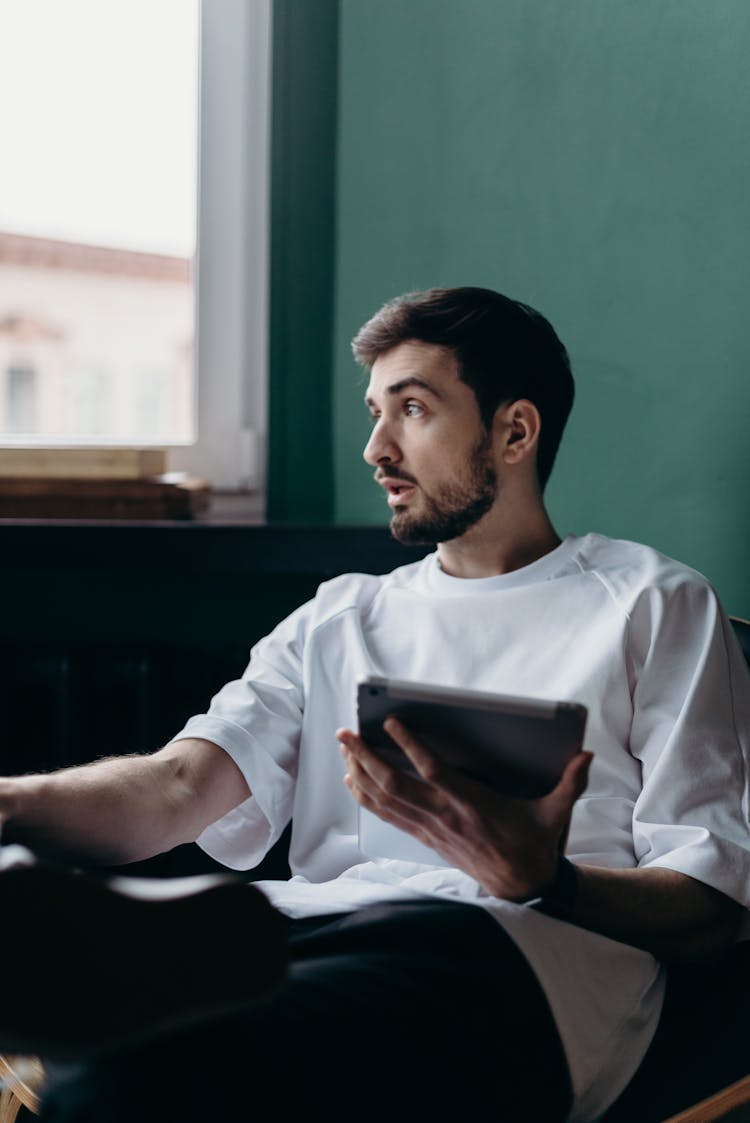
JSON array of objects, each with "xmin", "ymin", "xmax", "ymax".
[{"xmin": 389, "ymin": 434, "xmax": 497, "ymax": 545}]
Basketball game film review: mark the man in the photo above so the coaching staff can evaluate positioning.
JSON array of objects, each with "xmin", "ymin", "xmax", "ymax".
[{"xmin": 1, "ymin": 287, "xmax": 748, "ymax": 1123}]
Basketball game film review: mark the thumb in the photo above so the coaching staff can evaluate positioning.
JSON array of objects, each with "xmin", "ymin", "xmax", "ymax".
[{"xmin": 548, "ymin": 750, "xmax": 593, "ymax": 811}]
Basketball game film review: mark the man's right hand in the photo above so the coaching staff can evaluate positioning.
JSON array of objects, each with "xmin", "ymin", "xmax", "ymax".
[{"xmin": 0, "ymin": 739, "xmax": 250, "ymax": 866}]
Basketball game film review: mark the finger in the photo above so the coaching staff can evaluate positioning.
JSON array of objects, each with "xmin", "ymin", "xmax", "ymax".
[
  {"xmin": 337, "ymin": 729, "xmax": 382, "ymax": 775},
  {"xmin": 545, "ymin": 751, "xmax": 593, "ymax": 811},
  {"xmin": 338, "ymin": 733, "xmax": 417, "ymax": 814},
  {"xmin": 382, "ymin": 717, "xmax": 448, "ymax": 785},
  {"xmin": 568, "ymin": 750, "xmax": 593, "ymax": 796},
  {"xmin": 337, "ymin": 728, "xmax": 364, "ymax": 755},
  {"xmin": 340, "ymin": 730, "xmax": 447, "ymax": 828},
  {"xmin": 339, "ymin": 726, "xmax": 434, "ymax": 808},
  {"xmin": 344, "ymin": 767, "xmax": 436, "ymax": 841},
  {"xmin": 340, "ymin": 738, "xmax": 384, "ymax": 794},
  {"xmin": 338, "ymin": 729, "xmax": 405, "ymax": 791}
]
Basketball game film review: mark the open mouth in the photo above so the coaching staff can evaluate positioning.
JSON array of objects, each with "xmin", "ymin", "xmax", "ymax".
[
  {"xmin": 386, "ymin": 483, "xmax": 415, "ymax": 507},
  {"xmin": 376, "ymin": 473, "xmax": 418, "ymax": 507}
]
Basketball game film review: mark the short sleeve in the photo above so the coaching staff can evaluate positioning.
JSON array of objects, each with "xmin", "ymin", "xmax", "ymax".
[
  {"xmin": 628, "ymin": 577, "xmax": 750, "ymax": 906},
  {"xmin": 169, "ymin": 599, "xmax": 312, "ymax": 870}
]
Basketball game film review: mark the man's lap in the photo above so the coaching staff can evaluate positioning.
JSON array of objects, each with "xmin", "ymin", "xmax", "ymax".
[{"xmin": 38, "ymin": 897, "xmax": 571, "ymax": 1122}]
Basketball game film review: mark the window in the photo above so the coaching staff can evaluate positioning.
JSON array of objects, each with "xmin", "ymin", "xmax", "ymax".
[
  {"xmin": 5, "ymin": 365, "xmax": 37, "ymax": 434},
  {"xmin": 70, "ymin": 367, "xmax": 111, "ymax": 437},
  {"xmin": 0, "ymin": 0, "xmax": 270, "ymax": 491},
  {"xmin": 170, "ymin": 0, "xmax": 271, "ymax": 491}
]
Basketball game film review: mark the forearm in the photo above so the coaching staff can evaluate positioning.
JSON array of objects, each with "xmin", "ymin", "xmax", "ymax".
[
  {"xmin": 0, "ymin": 739, "xmax": 247, "ymax": 866},
  {"xmin": 563, "ymin": 864, "xmax": 741, "ymax": 961},
  {"xmin": 339, "ymin": 724, "xmax": 742, "ymax": 961}
]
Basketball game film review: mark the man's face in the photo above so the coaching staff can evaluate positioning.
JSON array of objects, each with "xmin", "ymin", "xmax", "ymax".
[{"xmin": 363, "ymin": 341, "xmax": 498, "ymax": 544}]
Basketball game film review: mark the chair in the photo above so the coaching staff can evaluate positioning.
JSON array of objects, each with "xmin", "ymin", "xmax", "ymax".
[
  {"xmin": 0, "ymin": 1055, "xmax": 42, "ymax": 1122},
  {"xmin": 601, "ymin": 616, "xmax": 750, "ymax": 1123},
  {"xmin": 1, "ymin": 620, "xmax": 749, "ymax": 1123}
]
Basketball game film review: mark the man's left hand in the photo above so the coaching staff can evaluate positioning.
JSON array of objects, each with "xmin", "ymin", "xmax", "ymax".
[{"xmin": 337, "ymin": 718, "xmax": 592, "ymax": 901}]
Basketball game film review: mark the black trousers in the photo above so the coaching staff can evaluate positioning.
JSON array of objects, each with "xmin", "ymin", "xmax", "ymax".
[{"xmin": 40, "ymin": 899, "xmax": 572, "ymax": 1123}]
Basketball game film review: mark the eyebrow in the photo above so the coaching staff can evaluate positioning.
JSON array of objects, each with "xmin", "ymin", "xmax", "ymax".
[{"xmin": 364, "ymin": 376, "xmax": 443, "ymax": 410}]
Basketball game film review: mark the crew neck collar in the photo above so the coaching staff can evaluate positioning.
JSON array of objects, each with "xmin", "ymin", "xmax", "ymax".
[{"xmin": 425, "ymin": 534, "xmax": 580, "ymax": 594}]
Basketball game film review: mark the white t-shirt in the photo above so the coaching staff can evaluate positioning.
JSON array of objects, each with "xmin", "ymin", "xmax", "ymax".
[{"xmin": 171, "ymin": 533, "xmax": 750, "ymax": 1122}]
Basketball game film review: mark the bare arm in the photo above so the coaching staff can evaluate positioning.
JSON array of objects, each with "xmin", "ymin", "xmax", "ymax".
[
  {"xmin": 0, "ymin": 738, "xmax": 250, "ymax": 866},
  {"xmin": 570, "ymin": 864, "xmax": 740, "ymax": 961},
  {"xmin": 338, "ymin": 719, "xmax": 741, "ymax": 961}
]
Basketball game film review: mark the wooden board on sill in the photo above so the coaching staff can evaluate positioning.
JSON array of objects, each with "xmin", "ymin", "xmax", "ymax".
[
  {"xmin": 0, "ymin": 448, "xmax": 167, "ymax": 479},
  {"xmin": 0, "ymin": 475, "xmax": 211, "ymax": 520}
]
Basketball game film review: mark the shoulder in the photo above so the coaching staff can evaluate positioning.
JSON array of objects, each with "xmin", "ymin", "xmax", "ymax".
[
  {"xmin": 573, "ymin": 535, "xmax": 730, "ymax": 677},
  {"xmin": 572, "ymin": 533, "xmax": 714, "ymax": 614},
  {"xmin": 307, "ymin": 554, "xmax": 434, "ymax": 628},
  {"xmin": 259, "ymin": 555, "xmax": 433, "ymax": 656}
]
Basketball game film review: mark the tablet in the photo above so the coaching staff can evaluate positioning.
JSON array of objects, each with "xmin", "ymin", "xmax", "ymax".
[
  {"xmin": 356, "ymin": 677, "xmax": 587, "ymax": 864},
  {"xmin": 357, "ymin": 676, "xmax": 587, "ymax": 799}
]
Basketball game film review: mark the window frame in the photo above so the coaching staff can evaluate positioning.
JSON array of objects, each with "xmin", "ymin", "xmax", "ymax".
[
  {"xmin": 0, "ymin": 0, "xmax": 271, "ymax": 496},
  {"xmin": 169, "ymin": 0, "xmax": 271, "ymax": 493}
]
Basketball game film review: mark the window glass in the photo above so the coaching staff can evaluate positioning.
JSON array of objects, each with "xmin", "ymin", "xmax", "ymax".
[
  {"xmin": 5, "ymin": 365, "xmax": 37, "ymax": 433},
  {"xmin": 0, "ymin": 0, "xmax": 198, "ymax": 446}
]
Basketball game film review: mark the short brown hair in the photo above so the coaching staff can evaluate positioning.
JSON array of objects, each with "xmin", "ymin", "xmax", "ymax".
[{"xmin": 352, "ymin": 287, "xmax": 574, "ymax": 489}]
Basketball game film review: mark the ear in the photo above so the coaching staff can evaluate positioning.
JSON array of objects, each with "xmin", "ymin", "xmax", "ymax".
[{"xmin": 493, "ymin": 399, "xmax": 541, "ymax": 467}]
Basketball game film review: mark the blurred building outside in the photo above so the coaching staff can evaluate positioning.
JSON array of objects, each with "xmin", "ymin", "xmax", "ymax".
[{"xmin": 0, "ymin": 230, "xmax": 193, "ymax": 447}]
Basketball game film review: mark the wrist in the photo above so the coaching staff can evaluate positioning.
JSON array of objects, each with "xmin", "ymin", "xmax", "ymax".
[
  {"xmin": 531, "ymin": 856, "xmax": 579, "ymax": 920},
  {"xmin": 0, "ymin": 773, "xmax": 50, "ymax": 842},
  {"xmin": 0, "ymin": 777, "xmax": 23, "ymax": 838}
]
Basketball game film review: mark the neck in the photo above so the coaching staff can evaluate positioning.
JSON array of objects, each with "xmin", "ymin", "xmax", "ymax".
[{"xmin": 436, "ymin": 499, "xmax": 562, "ymax": 580}]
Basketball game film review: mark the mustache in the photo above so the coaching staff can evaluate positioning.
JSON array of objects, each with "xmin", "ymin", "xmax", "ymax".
[{"xmin": 375, "ymin": 467, "xmax": 418, "ymax": 485}]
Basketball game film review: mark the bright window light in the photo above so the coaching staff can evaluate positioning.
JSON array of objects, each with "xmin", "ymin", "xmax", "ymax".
[{"xmin": 0, "ymin": 0, "xmax": 199, "ymax": 446}]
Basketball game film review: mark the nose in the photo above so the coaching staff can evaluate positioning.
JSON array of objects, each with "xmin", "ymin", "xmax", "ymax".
[{"xmin": 363, "ymin": 417, "xmax": 400, "ymax": 466}]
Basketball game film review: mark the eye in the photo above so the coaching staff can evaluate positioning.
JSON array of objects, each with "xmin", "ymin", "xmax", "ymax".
[{"xmin": 403, "ymin": 400, "xmax": 424, "ymax": 418}]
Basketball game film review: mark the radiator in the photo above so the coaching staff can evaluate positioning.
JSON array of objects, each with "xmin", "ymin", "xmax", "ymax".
[{"xmin": 0, "ymin": 646, "xmax": 247, "ymax": 776}]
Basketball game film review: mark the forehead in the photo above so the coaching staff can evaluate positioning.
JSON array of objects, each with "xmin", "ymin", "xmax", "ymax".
[{"xmin": 365, "ymin": 340, "xmax": 462, "ymax": 402}]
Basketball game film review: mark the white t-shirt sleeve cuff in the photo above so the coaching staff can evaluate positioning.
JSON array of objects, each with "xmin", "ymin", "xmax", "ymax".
[{"xmin": 170, "ymin": 715, "xmax": 294, "ymax": 871}]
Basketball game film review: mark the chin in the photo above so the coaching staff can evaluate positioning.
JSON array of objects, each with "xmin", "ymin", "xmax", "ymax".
[{"xmin": 389, "ymin": 514, "xmax": 435, "ymax": 546}]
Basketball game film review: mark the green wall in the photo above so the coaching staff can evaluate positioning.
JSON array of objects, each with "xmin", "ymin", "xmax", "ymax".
[
  {"xmin": 330, "ymin": 0, "xmax": 750, "ymax": 616},
  {"xmin": 267, "ymin": 0, "xmax": 338, "ymax": 522}
]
